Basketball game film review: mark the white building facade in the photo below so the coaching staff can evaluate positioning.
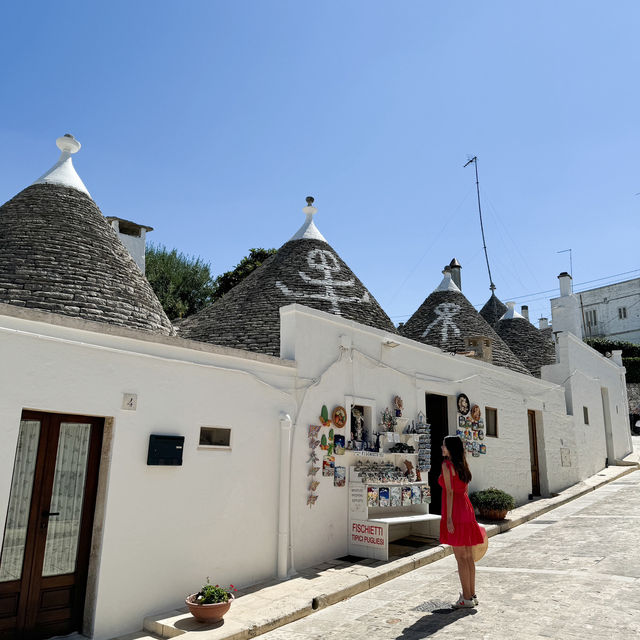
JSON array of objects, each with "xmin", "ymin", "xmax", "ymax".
[{"xmin": 551, "ymin": 276, "xmax": 640, "ymax": 343}]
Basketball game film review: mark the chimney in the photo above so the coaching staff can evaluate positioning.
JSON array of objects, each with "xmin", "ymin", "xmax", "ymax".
[
  {"xmin": 463, "ymin": 336, "xmax": 493, "ymax": 363},
  {"xmin": 521, "ymin": 305, "xmax": 530, "ymax": 321},
  {"xmin": 539, "ymin": 318, "xmax": 549, "ymax": 330},
  {"xmin": 449, "ymin": 258, "xmax": 462, "ymax": 291},
  {"xmin": 105, "ymin": 217, "xmax": 153, "ymax": 273},
  {"xmin": 611, "ymin": 350, "xmax": 623, "ymax": 367},
  {"xmin": 550, "ymin": 272, "xmax": 583, "ymax": 339},
  {"xmin": 558, "ymin": 272, "xmax": 572, "ymax": 296}
]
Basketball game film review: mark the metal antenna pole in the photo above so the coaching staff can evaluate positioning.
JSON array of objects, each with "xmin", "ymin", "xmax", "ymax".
[
  {"xmin": 464, "ymin": 156, "xmax": 495, "ymax": 291},
  {"xmin": 557, "ymin": 248, "xmax": 573, "ymax": 291}
]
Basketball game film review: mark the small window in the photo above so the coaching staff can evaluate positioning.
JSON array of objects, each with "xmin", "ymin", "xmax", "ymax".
[
  {"xmin": 618, "ymin": 307, "xmax": 627, "ymax": 319},
  {"xmin": 583, "ymin": 407, "xmax": 589, "ymax": 425},
  {"xmin": 199, "ymin": 427, "xmax": 232, "ymax": 448},
  {"xmin": 485, "ymin": 407, "xmax": 498, "ymax": 437}
]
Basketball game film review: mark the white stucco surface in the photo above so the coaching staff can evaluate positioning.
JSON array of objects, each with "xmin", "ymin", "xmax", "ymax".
[{"xmin": 0, "ymin": 302, "xmax": 632, "ymax": 639}]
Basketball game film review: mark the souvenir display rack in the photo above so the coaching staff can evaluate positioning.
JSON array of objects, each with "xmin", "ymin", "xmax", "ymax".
[{"xmin": 347, "ymin": 415, "xmax": 439, "ymax": 561}]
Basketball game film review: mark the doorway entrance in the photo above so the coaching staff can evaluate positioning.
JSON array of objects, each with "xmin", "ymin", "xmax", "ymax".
[
  {"xmin": 0, "ymin": 411, "xmax": 103, "ymax": 640},
  {"xmin": 527, "ymin": 410, "xmax": 541, "ymax": 496},
  {"xmin": 426, "ymin": 394, "xmax": 449, "ymax": 515}
]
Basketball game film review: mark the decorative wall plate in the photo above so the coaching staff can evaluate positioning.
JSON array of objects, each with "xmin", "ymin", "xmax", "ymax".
[
  {"xmin": 470, "ymin": 405, "xmax": 482, "ymax": 421},
  {"xmin": 457, "ymin": 394, "xmax": 470, "ymax": 415},
  {"xmin": 332, "ymin": 406, "xmax": 347, "ymax": 428}
]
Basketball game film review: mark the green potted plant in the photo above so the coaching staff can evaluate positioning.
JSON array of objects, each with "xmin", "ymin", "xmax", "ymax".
[
  {"xmin": 469, "ymin": 487, "xmax": 515, "ymax": 521},
  {"xmin": 185, "ymin": 578, "xmax": 237, "ymax": 623}
]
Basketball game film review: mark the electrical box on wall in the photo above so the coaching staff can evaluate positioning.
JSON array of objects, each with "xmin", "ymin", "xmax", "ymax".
[{"xmin": 147, "ymin": 434, "xmax": 185, "ymax": 466}]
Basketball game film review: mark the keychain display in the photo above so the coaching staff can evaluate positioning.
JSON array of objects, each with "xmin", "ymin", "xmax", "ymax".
[{"xmin": 334, "ymin": 466, "xmax": 346, "ymax": 487}]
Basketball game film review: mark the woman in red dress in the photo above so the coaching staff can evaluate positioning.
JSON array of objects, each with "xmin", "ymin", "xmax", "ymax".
[{"xmin": 439, "ymin": 435, "xmax": 485, "ymax": 608}]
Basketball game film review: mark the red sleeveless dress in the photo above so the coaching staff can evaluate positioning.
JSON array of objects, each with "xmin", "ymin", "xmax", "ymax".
[{"xmin": 438, "ymin": 460, "xmax": 484, "ymax": 547}]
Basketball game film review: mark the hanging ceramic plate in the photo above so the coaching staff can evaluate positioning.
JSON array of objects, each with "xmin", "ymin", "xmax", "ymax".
[
  {"xmin": 457, "ymin": 394, "xmax": 470, "ymax": 415},
  {"xmin": 332, "ymin": 406, "xmax": 347, "ymax": 428}
]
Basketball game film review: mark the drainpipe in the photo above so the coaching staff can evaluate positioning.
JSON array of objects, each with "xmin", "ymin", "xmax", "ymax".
[{"xmin": 277, "ymin": 413, "xmax": 292, "ymax": 578}]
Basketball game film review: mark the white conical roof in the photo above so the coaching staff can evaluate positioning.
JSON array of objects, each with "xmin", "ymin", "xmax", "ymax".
[
  {"xmin": 32, "ymin": 134, "xmax": 90, "ymax": 196},
  {"xmin": 289, "ymin": 198, "xmax": 327, "ymax": 242}
]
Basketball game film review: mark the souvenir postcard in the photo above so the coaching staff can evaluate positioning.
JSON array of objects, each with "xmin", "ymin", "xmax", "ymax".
[
  {"xmin": 480, "ymin": 444, "xmax": 487, "ymax": 454},
  {"xmin": 367, "ymin": 486, "xmax": 379, "ymax": 507},
  {"xmin": 390, "ymin": 486, "xmax": 402, "ymax": 507},
  {"xmin": 333, "ymin": 434, "xmax": 345, "ymax": 455},
  {"xmin": 378, "ymin": 486, "xmax": 390, "ymax": 507},
  {"xmin": 322, "ymin": 455, "xmax": 335, "ymax": 476},
  {"xmin": 421, "ymin": 485, "xmax": 431, "ymax": 503},
  {"xmin": 402, "ymin": 486, "xmax": 412, "ymax": 506},
  {"xmin": 334, "ymin": 466, "xmax": 346, "ymax": 487},
  {"xmin": 411, "ymin": 485, "xmax": 421, "ymax": 504}
]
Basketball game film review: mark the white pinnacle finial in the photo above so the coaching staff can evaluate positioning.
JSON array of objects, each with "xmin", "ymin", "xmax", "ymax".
[
  {"xmin": 500, "ymin": 301, "xmax": 525, "ymax": 321},
  {"xmin": 434, "ymin": 269, "xmax": 461, "ymax": 293},
  {"xmin": 32, "ymin": 134, "xmax": 90, "ymax": 196},
  {"xmin": 56, "ymin": 134, "xmax": 82, "ymax": 154},
  {"xmin": 289, "ymin": 195, "xmax": 327, "ymax": 242}
]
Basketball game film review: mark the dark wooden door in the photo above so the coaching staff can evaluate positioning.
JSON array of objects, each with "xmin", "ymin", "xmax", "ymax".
[
  {"xmin": 527, "ymin": 410, "xmax": 541, "ymax": 496},
  {"xmin": 0, "ymin": 411, "xmax": 103, "ymax": 640},
  {"xmin": 426, "ymin": 394, "xmax": 449, "ymax": 515}
]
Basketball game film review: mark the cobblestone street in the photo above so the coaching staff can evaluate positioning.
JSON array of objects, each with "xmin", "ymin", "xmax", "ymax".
[{"xmin": 260, "ymin": 461, "xmax": 640, "ymax": 639}]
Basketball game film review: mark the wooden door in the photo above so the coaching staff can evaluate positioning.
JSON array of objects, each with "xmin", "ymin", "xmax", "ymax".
[
  {"xmin": 426, "ymin": 394, "xmax": 449, "ymax": 515},
  {"xmin": 0, "ymin": 411, "xmax": 103, "ymax": 640},
  {"xmin": 527, "ymin": 410, "xmax": 541, "ymax": 496}
]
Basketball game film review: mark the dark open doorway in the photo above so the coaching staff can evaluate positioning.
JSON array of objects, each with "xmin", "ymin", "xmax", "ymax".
[{"xmin": 426, "ymin": 393, "xmax": 449, "ymax": 515}]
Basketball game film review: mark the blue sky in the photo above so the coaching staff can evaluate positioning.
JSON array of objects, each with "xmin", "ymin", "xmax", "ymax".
[{"xmin": 1, "ymin": 1, "xmax": 638, "ymax": 324}]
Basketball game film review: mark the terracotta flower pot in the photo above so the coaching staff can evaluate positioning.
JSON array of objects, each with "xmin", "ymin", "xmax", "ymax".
[
  {"xmin": 185, "ymin": 593, "xmax": 234, "ymax": 623},
  {"xmin": 479, "ymin": 508, "xmax": 508, "ymax": 521}
]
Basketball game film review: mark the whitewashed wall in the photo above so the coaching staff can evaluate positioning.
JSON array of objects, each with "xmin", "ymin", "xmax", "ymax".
[
  {"xmin": 0, "ymin": 303, "xmax": 629, "ymax": 640},
  {"xmin": 541, "ymin": 332, "xmax": 632, "ymax": 478},
  {"xmin": 280, "ymin": 304, "xmax": 581, "ymax": 571},
  {"xmin": 0, "ymin": 307, "xmax": 296, "ymax": 640}
]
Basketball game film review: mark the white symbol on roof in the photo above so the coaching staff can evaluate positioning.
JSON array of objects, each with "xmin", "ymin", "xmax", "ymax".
[
  {"xmin": 422, "ymin": 302, "xmax": 461, "ymax": 341},
  {"xmin": 276, "ymin": 249, "xmax": 370, "ymax": 315}
]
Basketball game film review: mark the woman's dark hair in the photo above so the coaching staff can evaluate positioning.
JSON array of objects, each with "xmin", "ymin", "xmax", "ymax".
[{"xmin": 443, "ymin": 435, "xmax": 472, "ymax": 484}]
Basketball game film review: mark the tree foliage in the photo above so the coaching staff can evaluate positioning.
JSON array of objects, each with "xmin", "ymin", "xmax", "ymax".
[
  {"xmin": 211, "ymin": 248, "xmax": 276, "ymax": 302},
  {"xmin": 145, "ymin": 244, "xmax": 216, "ymax": 320}
]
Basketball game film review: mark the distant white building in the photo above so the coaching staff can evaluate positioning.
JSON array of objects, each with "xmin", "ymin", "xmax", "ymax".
[{"xmin": 551, "ymin": 276, "xmax": 640, "ymax": 344}]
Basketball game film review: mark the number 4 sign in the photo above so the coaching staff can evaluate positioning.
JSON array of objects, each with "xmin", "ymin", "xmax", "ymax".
[{"xmin": 122, "ymin": 393, "xmax": 138, "ymax": 411}]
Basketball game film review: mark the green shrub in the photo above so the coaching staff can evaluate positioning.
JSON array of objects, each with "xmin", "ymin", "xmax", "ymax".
[
  {"xmin": 469, "ymin": 487, "xmax": 515, "ymax": 511},
  {"xmin": 585, "ymin": 338, "xmax": 640, "ymax": 358},
  {"xmin": 624, "ymin": 358, "xmax": 640, "ymax": 384},
  {"xmin": 194, "ymin": 579, "xmax": 237, "ymax": 604}
]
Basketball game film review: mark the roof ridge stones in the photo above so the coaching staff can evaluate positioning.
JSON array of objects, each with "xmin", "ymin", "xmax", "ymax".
[
  {"xmin": 479, "ymin": 292, "xmax": 508, "ymax": 329},
  {"xmin": 0, "ymin": 183, "xmax": 174, "ymax": 335},
  {"xmin": 496, "ymin": 316, "xmax": 556, "ymax": 378},
  {"xmin": 400, "ymin": 287, "xmax": 531, "ymax": 375},
  {"xmin": 178, "ymin": 235, "xmax": 397, "ymax": 356}
]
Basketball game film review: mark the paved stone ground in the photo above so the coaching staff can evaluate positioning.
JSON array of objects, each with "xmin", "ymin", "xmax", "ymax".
[{"xmin": 258, "ymin": 447, "xmax": 640, "ymax": 639}]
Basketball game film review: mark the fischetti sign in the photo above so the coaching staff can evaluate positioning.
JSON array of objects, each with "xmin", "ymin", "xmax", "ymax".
[{"xmin": 348, "ymin": 519, "xmax": 389, "ymax": 560}]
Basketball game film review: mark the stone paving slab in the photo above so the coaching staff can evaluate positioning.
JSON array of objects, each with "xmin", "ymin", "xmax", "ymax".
[{"xmin": 140, "ymin": 456, "xmax": 639, "ymax": 640}]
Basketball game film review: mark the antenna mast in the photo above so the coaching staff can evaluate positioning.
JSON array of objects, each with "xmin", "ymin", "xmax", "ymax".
[{"xmin": 464, "ymin": 156, "xmax": 495, "ymax": 291}]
